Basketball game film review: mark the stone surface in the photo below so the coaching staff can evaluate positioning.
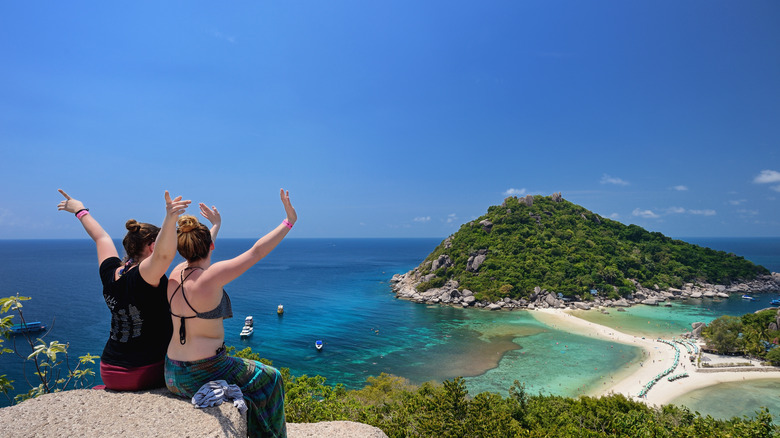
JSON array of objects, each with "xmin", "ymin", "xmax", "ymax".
[{"xmin": 0, "ymin": 388, "xmax": 387, "ymax": 438}]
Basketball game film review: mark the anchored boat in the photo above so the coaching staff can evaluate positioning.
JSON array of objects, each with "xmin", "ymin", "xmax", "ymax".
[
  {"xmin": 9, "ymin": 321, "xmax": 46, "ymax": 334},
  {"xmin": 240, "ymin": 316, "xmax": 254, "ymax": 338}
]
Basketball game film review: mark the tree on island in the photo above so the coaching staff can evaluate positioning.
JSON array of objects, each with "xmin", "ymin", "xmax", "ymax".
[{"xmin": 702, "ymin": 309, "xmax": 780, "ymax": 361}]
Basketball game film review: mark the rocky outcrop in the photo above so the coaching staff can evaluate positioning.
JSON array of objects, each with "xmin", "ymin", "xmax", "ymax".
[
  {"xmin": 390, "ymin": 268, "xmax": 780, "ymax": 319},
  {"xmin": 466, "ymin": 250, "xmax": 487, "ymax": 272},
  {"xmin": 431, "ymin": 254, "xmax": 453, "ymax": 271},
  {"xmin": 0, "ymin": 388, "xmax": 387, "ymax": 438},
  {"xmin": 478, "ymin": 220, "xmax": 493, "ymax": 233}
]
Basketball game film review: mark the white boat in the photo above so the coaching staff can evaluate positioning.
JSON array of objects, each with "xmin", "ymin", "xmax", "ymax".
[
  {"xmin": 277, "ymin": 304, "xmax": 284, "ymax": 315},
  {"xmin": 240, "ymin": 316, "xmax": 254, "ymax": 338},
  {"xmin": 741, "ymin": 295, "xmax": 755, "ymax": 301},
  {"xmin": 315, "ymin": 340, "xmax": 323, "ymax": 351}
]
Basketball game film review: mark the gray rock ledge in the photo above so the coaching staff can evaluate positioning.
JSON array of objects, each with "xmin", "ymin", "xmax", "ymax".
[{"xmin": 0, "ymin": 388, "xmax": 387, "ymax": 438}]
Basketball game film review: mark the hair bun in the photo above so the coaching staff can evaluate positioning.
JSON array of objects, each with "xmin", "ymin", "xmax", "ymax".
[
  {"xmin": 177, "ymin": 215, "xmax": 199, "ymax": 233},
  {"xmin": 125, "ymin": 219, "xmax": 141, "ymax": 233}
]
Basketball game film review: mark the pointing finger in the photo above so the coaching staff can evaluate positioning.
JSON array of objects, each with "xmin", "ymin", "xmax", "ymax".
[{"xmin": 58, "ymin": 189, "xmax": 72, "ymax": 200}]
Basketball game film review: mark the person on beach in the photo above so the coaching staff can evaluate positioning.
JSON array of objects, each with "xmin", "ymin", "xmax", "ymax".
[
  {"xmin": 57, "ymin": 189, "xmax": 191, "ymax": 390},
  {"xmin": 164, "ymin": 189, "xmax": 296, "ymax": 438}
]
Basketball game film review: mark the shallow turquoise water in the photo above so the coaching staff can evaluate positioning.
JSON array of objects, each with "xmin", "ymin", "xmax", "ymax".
[
  {"xmin": 669, "ymin": 379, "xmax": 780, "ymax": 421},
  {"xmin": 571, "ymin": 295, "xmax": 779, "ymax": 339}
]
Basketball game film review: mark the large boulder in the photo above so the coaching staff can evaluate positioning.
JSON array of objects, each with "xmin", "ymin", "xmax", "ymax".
[
  {"xmin": 431, "ymin": 255, "xmax": 453, "ymax": 271},
  {"xmin": 0, "ymin": 388, "xmax": 386, "ymax": 438},
  {"xmin": 466, "ymin": 250, "xmax": 488, "ymax": 272}
]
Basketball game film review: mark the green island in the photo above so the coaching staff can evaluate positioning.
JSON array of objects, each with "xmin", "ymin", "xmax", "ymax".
[{"xmin": 411, "ymin": 193, "xmax": 769, "ymax": 302}]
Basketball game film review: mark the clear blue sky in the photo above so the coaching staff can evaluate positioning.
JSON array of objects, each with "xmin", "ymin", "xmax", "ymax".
[{"xmin": 1, "ymin": 1, "xmax": 779, "ymax": 239}]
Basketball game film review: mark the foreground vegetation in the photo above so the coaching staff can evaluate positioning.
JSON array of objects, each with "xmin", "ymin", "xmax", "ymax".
[
  {"xmin": 280, "ymin": 371, "xmax": 779, "ymax": 437},
  {"xmin": 223, "ymin": 348, "xmax": 780, "ymax": 437},
  {"xmin": 417, "ymin": 194, "xmax": 768, "ymax": 301}
]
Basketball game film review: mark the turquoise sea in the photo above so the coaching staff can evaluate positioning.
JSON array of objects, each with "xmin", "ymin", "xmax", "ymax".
[{"xmin": 0, "ymin": 237, "xmax": 778, "ymax": 420}]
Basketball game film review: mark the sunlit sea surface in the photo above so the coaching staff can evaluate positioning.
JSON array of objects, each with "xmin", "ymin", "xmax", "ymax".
[{"xmin": 0, "ymin": 237, "xmax": 778, "ymax": 420}]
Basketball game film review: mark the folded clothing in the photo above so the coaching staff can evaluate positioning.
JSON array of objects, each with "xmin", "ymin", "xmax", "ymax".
[{"xmin": 191, "ymin": 379, "xmax": 248, "ymax": 414}]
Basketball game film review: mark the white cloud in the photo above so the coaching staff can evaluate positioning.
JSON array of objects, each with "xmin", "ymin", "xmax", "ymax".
[
  {"xmin": 601, "ymin": 174, "xmax": 629, "ymax": 186},
  {"xmin": 446, "ymin": 213, "xmax": 458, "ymax": 223},
  {"xmin": 667, "ymin": 207, "xmax": 686, "ymax": 214},
  {"xmin": 503, "ymin": 188, "xmax": 526, "ymax": 196},
  {"xmin": 609, "ymin": 213, "xmax": 620, "ymax": 219},
  {"xmin": 728, "ymin": 199, "xmax": 747, "ymax": 205},
  {"xmin": 413, "ymin": 216, "xmax": 431, "ymax": 223},
  {"xmin": 689, "ymin": 209, "xmax": 716, "ymax": 216},
  {"xmin": 771, "ymin": 185, "xmax": 780, "ymax": 192},
  {"xmin": 754, "ymin": 169, "xmax": 780, "ymax": 184},
  {"xmin": 672, "ymin": 185, "xmax": 688, "ymax": 191},
  {"xmin": 632, "ymin": 208, "xmax": 659, "ymax": 219},
  {"xmin": 212, "ymin": 30, "xmax": 236, "ymax": 43},
  {"xmin": 737, "ymin": 209, "xmax": 759, "ymax": 216}
]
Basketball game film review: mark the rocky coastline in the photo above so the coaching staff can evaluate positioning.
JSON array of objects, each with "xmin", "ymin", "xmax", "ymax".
[{"xmin": 390, "ymin": 268, "xmax": 780, "ymax": 313}]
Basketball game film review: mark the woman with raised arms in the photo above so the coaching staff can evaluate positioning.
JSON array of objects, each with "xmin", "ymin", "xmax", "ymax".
[
  {"xmin": 57, "ymin": 189, "xmax": 190, "ymax": 391},
  {"xmin": 165, "ymin": 189, "xmax": 296, "ymax": 438}
]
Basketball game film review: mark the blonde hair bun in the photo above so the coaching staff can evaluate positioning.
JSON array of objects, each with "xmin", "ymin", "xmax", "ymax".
[{"xmin": 177, "ymin": 215, "xmax": 200, "ymax": 233}]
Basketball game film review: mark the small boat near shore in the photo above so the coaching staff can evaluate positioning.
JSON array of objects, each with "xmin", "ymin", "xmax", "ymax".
[
  {"xmin": 9, "ymin": 321, "xmax": 46, "ymax": 334},
  {"xmin": 741, "ymin": 295, "xmax": 755, "ymax": 301},
  {"xmin": 315, "ymin": 340, "xmax": 323, "ymax": 351},
  {"xmin": 240, "ymin": 316, "xmax": 254, "ymax": 339},
  {"xmin": 771, "ymin": 299, "xmax": 780, "ymax": 306}
]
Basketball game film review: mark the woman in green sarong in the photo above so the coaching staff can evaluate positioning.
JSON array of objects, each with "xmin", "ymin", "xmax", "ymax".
[{"xmin": 165, "ymin": 189, "xmax": 296, "ymax": 438}]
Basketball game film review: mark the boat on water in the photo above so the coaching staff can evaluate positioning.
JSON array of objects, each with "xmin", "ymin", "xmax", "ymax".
[
  {"xmin": 277, "ymin": 304, "xmax": 284, "ymax": 315},
  {"xmin": 741, "ymin": 295, "xmax": 755, "ymax": 301},
  {"xmin": 9, "ymin": 321, "xmax": 46, "ymax": 334},
  {"xmin": 240, "ymin": 316, "xmax": 254, "ymax": 338},
  {"xmin": 315, "ymin": 340, "xmax": 323, "ymax": 351},
  {"xmin": 771, "ymin": 299, "xmax": 780, "ymax": 305}
]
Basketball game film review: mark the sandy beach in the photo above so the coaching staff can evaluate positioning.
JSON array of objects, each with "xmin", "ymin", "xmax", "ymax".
[{"xmin": 530, "ymin": 308, "xmax": 780, "ymax": 406}]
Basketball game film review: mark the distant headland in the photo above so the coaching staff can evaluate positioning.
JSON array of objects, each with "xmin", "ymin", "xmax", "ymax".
[{"xmin": 390, "ymin": 193, "xmax": 780, "ymax": 311}]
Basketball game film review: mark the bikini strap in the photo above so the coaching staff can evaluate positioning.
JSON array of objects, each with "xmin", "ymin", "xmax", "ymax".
[{"xmin": 169, "ymin": 267, "xmax": 204, "ymax": 345}]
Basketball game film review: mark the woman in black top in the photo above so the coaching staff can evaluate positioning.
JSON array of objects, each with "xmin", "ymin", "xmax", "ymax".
[{"xmin": 57, "ymin": 189, "xmax": 190, "ymax": 390}]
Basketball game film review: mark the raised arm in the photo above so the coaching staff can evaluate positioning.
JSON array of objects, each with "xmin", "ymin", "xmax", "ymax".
[
  {"xmin": 199, "ymin": 203, "xmax": 221, "ymax": 242},
  {"xmin": 58, "ymin": 189, "xmax": 118, "ymax": 265},
  {"xmin": 205, "ymin": 189, "xmax": 297, "ymax": 287},
  {"xmin": 138, "ymin": 191, "xmax": 191, "ymax": 284}
]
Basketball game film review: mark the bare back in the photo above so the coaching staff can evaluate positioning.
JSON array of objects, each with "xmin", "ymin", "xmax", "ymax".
[{"xmin": 166, "ymin": 264, "xmax": 228, "ymax": 361}]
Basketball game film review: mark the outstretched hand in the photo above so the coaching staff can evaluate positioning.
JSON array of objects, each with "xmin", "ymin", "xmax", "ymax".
[
  {"xmin": 57, "ymin": 189, "xmax": 85, "ymax": 214},
  {"xmin": 280, "ymin": 189, "xmax": 297, "ymax": 226},
  {"xmin": 199, "ymin": 203, "xmax": 221, "ymax": 227},
  {"xmin": 165, "ymin": 191, "xmax": 191, "ymax": 218}
]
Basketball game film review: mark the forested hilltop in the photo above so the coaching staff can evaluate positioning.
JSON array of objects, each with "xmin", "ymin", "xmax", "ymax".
[{"xmin": 409, "ymin": 193, "xmax": 769, "ymax": 302}]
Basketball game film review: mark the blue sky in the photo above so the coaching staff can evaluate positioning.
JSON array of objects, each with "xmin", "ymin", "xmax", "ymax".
[{"xmin": 1, "ymin": 1, "xmax": 779, "ymax": 239}]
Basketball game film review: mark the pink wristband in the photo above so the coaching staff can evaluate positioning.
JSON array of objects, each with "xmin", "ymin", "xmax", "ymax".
[
  {"xmin": 283, "ymin": 219, "xmax": 293, "ymax": 229},
  {"xmin": 76, "ymin": 209, "xmax": 90, "ymax": 219}
]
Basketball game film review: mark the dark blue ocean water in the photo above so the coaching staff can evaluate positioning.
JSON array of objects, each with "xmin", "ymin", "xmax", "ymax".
[{"xmin": 1, "ymin": 237, "xmax": 778, "ymax": 409}]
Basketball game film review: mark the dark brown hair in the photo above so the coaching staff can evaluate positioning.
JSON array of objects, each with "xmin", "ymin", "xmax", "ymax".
[
  {"xmin": 177, "ymin": 215, "xmax": 212, "ymax": 262},
  {"xmin": 122, "ymin": 219, "xmax": 160, "ymax": 263}
]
